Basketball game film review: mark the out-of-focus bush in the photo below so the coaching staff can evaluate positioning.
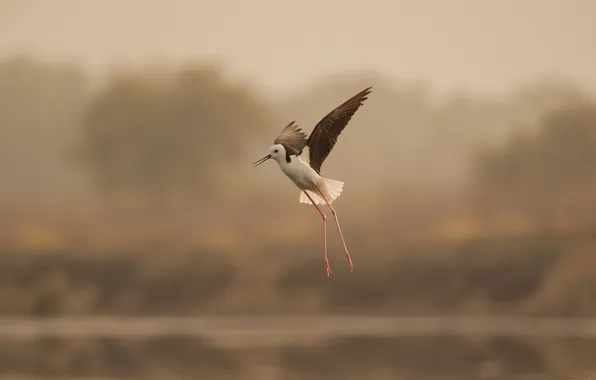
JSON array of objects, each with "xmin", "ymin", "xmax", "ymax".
[{"xmin": 78, "ymin": 64, "xmax": 274, "ymax": 213}]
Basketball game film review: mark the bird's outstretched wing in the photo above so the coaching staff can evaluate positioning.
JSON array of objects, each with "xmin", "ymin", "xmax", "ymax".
[
  {"xmin": 306, "ymin": 86, "xmax": 372, "ymax": 174},
  {"xmin": 274, "ymin": 121, "xmax": 308, "ymax": 156}
]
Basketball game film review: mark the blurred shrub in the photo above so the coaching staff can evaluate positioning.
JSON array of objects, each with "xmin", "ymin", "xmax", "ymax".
[
  {"xmin": 472, "ymin": 102, "xmax": 596, "ymax": 223},
  {"xmin": 277, "ymin": 240, "xmax": 562, "ymax": 315},
  {"xmin": 0, "ymin": 250, "xmax": 236, "ymax": 315},
  {"xmin": 78, "ymin": 64, "xmax": 273, "ymax": 212},
  {"xmin": 0, "ymin": 336, "xmax": 237, "ymax": 377},
  {"xmin": 1, "ymin": 236, "xmax": 595, "ymax": 317},
  {"xmin": 280, "ymin": 336, "xmax": 548, "ymax": 378}
]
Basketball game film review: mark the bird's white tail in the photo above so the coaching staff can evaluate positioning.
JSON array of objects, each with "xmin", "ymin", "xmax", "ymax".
[{"xmin": 299, "ymin": 178, "xmax": 344, "ymax": 205}]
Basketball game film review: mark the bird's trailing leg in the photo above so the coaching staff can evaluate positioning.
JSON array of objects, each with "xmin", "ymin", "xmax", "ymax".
[
  {"xmin": 303, "ymin": 191, "xmax": 331, "ymax": 278},
  {"xmin": 315, "ymin": 185, "xmax": 354, "ymax": 272}
]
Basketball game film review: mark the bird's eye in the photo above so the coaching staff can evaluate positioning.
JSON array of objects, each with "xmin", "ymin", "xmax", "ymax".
[{"xmin": 274, "ymin": 149, "xmax": 278, "ymax": 153}]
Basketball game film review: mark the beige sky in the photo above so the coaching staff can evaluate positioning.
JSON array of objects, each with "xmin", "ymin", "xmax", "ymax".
[{"xmin": 1, "ymin": 0, "xmax": 595, "ymax": 94}]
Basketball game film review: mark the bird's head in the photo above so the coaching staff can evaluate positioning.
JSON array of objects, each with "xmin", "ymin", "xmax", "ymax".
[{"xmin": 253, "ymin": 144, "xmax": 286, "ymax": 167}]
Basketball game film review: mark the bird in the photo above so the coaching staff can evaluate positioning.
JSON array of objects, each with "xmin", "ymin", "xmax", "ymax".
[{"xmin": 253, "ymin": 86, "xmax": 372, "ymax": 278}]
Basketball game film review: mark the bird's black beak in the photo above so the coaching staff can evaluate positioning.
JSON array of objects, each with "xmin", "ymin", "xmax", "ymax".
[{"xmin": 253, "ymin": 154, "xmax": 271, "ymax": 167}]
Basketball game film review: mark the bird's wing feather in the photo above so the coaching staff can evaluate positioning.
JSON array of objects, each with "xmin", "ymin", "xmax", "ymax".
[
  {"xmin": 306, "ymin": 86, "xmax": 372, "ymax": 174},
  {"xmin": 274, "ymin": 121, "xmax": 308, "ymax": 156}
]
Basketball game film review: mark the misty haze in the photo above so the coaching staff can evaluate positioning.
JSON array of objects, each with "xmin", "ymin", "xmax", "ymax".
[{"xmin": 1, "ymin": 1, "xmax": 596, "ymax": 379}]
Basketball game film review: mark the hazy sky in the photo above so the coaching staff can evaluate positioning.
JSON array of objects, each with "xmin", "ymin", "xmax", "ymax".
[{"xmin": 1, "ymin": 0, "xmax": 595, "ymax": 94}]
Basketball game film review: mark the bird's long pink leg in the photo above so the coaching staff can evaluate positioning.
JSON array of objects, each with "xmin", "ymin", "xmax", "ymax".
[
  {"xmin": 303, "ymin": 191, "xmax": 331, "ymax": 278},
  {"xmin": 315, "ymin": 185, "xmax": 354, "ymax": 271}
]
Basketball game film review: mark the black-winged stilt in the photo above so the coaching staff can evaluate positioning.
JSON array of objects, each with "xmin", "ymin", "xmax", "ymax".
[{"xmin": 253, "ymin": 87, "xmax": 372, "ymax": 277}]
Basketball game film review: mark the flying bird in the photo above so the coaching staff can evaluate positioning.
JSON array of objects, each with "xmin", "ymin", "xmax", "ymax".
[{"xmin": 253, "ymin": 86, "xmax": 372, "ymax": 278}]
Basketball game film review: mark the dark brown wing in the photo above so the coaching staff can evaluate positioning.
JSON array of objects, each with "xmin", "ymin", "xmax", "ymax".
[
  {"xmin": 306, "ymin": 86, "xmax": 372, "ymax": 173},
  {"xmin": 273, "ymin": 121, "xmax": 308, "ymax": 155}
]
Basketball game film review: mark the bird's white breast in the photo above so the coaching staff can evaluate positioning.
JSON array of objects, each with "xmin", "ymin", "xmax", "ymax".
[{"xmin": 278, "ymin": 156, "xmax": 321, "ymax": 190}]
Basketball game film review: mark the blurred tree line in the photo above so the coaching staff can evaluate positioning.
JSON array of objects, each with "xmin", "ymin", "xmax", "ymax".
[
  {"xmin": 0, "ymin": 56, "xmax": 275, "ymax": 215},
  {"xmin": 0, "ymin": 55, "xmax": 593, "ymax": 218}
]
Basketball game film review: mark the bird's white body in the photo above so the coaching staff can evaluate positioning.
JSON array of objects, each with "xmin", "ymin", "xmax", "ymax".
[
  {"xmin": 279, "ymin": 155, "xmax": 320, "ymax": 189},
  {"xmin": 268, "ymin": 144, "xmax": 344, "ymax": 205}
]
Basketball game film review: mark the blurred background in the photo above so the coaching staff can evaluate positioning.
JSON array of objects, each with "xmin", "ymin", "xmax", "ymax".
[{"xmin": 1, "ymin": 0, "xmax": 596, "ymax": 379}]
